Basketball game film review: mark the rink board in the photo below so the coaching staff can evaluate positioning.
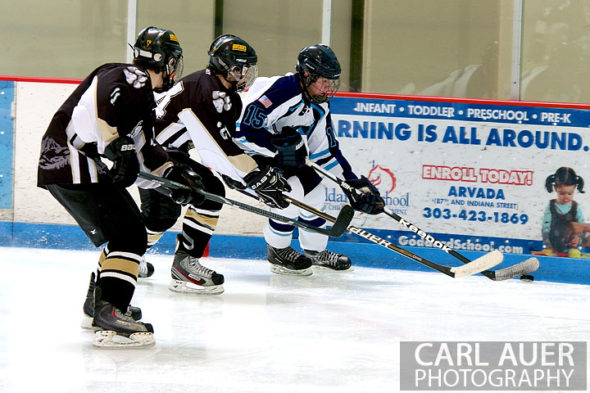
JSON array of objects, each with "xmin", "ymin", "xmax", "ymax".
[
  {"xmin": 0, "ymin": 221, "xmax": 586, "ymax": 285},
  {"xmin": 1, "ymin": 77, "xmax": 590, "ymax": 284}
]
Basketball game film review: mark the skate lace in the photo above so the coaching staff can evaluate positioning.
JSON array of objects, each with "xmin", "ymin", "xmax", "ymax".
[
  {"xmin": 315, "ymin": 250, "xmax": 339, "ymax": 265},
  {"xmin": 114, "ymin": 307, "xmax": 137, "ymax": 323},
  {"xmin": 278, "ymin": 247, "xmax": 302, "ymax": 262},
  {"xmin": 187, "ymin": 257, "xmax": 215, "ymax": 278}
]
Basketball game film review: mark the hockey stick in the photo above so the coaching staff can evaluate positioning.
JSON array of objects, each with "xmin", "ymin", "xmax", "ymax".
[
  {"xmin": 138, "ymin": 171, "xmax": 352, "ymax": 237},
  {"xmin": 286, "ymin": 198, "xmax": 501, "ymax": 278},
  {"xmin": 306, "ymin": 159, "xmax": 539, "ymax": 280}
]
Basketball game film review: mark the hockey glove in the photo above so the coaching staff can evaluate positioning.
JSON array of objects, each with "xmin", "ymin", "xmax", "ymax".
[
  {"xmin": 104, "ymin": 136, "xmax": 139, "ymax": 187},
  {"xmin": 244, "ymin": 166, "xmax": 291, "ymax": 209},
  {"xmin": 343, "ymin": 176, "xmax": 385, "ymax": 215},
  {"xmin": 163, "ymin": 165, "xmax": 206, "ymax": 206},
  {"xmin": 271, "ymin": 127, "xmax": 308, "ymax": 169},
  {"xmin": 221, "ymin": 174, "xmax": 247, "ymax": 190}
]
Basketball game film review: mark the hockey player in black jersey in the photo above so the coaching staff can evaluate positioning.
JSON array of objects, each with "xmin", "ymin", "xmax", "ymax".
[
  {"xmin": 139, "ymin": 34, "xmax": 290, "ymax": 294},
  {"xmin": 37, "ymin": 27, "xmax": 201, "ymax": 347},
  {"xmin": 232, "ymin": 44, "xmax": 385, "ymax": 275}
]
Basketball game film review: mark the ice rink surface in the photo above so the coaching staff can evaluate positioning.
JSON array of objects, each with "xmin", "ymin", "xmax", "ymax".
[{"xmin": 0, "ymin": 246, "xmax": 589, "ymax": 393}]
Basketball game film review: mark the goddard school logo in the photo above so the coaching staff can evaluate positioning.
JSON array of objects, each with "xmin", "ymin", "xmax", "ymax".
[
  {"xmin": 400, "ymin": 341, "xmax": 587, "ymax": 391},
  {"xmin": 324, "ymin": 163, "xmax": 409, "ymax": 212},
  {"xmin": 368, "ymin": 164, "xmax": 397, "ymax": 193}
]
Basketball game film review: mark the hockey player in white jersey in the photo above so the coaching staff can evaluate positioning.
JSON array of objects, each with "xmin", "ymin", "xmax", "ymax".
[{"xmin": 232, "ymin": 44, "xmax": 385, "ymax": 275}]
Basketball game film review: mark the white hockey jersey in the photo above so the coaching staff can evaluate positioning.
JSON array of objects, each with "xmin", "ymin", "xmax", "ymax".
[{"xmin": 234, "ymin": 73, "xmax": 356, "ymax": 180}]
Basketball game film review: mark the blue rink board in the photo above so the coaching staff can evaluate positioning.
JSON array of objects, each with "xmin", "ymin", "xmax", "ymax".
[
  {"xmin": 0, "ymin": 81, "xmax": 14, "ymax": 209},
  {"xmin": 0, "ymin": 221, "xmax": 588, "ymax": 285}
]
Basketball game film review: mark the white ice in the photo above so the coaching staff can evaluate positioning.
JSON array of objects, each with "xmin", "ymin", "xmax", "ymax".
[{"xmin": 0, "ymin": 246, "xmax": 589, "ymax": 393}]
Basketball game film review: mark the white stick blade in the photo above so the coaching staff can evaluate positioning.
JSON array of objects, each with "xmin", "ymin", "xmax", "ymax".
[
  {"xmin": 450, "ymin": 250, "xmax": 504, "ymax": 278},
  {"xmin": 491, "ymin": 257, "xmax": 540, "ymax": 281}
]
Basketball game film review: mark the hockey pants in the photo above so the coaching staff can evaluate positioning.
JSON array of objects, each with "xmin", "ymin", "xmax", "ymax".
[
  {"xmin": 263, "ymin": 173, "xmax": 328, "ymax": 252},
  {"xmin": 139, "ymin": 157, "xmax": 225, "ymax": 258}
]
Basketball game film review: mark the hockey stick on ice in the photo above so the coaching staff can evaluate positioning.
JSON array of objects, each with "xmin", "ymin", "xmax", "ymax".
[
  {"xmin": 224, "ymin": 184, "xmax": 357, "ymax": 238},
  {"xmin": 306, "ymin": 159, "xmax": 539, "ymax": 280},
  {"xmin": 138, "ymin": 171, "xmax": 352, "ymax": 237},
  {"xmin": 286, "ymin": 198, "xmax": 500, "ymax": 278}
]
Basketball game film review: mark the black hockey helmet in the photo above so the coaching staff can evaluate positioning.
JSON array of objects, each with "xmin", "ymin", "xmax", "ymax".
[
  {"xmin": 296, "ymin": 44, "xmax": 341, "ymax": 103},
  {"xmin": 133, "ymin": 26, "xmax": 183, "ymax": 91},
  {"xmin": 208, "ymin": 34, "xmax": 258, "ymax": 91}
]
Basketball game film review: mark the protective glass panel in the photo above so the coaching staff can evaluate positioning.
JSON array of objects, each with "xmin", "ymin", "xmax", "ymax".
[
  {"xmin": 136, "ymin": 0, "xmax": 215, "ymax": 75},
  {"xmin": 0, "ymin": 0, "xmax": 126, "ymax": 78},
  {"xmin": 521, "ymin": 0, "xmax": 590, "ymax": 103},
  {"xmin": 362, "ymin": 0, "xmax": 515, "ymax": 99},
  {"xmin": 221, "ymin": 0, "xmax": 323, "ymax": 79}
]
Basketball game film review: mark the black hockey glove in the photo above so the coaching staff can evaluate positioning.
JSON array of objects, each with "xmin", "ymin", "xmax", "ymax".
[
  {"xmin": 221, "ymin": 174, "xmax": 247, "ymax": 190},
  {"xmin": 271, "ymin": 127, "xmax": 308, "ymax": 169},
  {"xmin": 244, "ymin": 166, "xmax": 291, "ymax": 209},
  {"xmin": 343, "ymin": 176, "xmax": 385, "ymax": 215},
  {"xmin": 163, "ymin": 165, "xmax": 206, "ymax": 206},
  {"xmin": 104, "ymin": 136, "xmax": 139, "ymax": 187}
]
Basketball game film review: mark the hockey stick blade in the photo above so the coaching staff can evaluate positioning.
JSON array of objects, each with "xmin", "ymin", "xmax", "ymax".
[
  {"xmin": 295, "ymin": 196, "xmax": 502, "ymax": 278},
  {"xmin": 323, "ymin": 204, "xmax": 354, "ymax": 236},
  {"xmin": 215, "ymin": 175, "xmax": 354, "ymax": 237},
  {"xmin": 346, "ymin": 226, "xmax": 501, "ymax": 278},
  {"xmin": 486, "ymin": 257, "xmax": 540, "ymax": 281},
  {"xmin": 197, "ymin": 188, "xmax": 348, "ymax": 237},
  {"xmin": 285, "ymin": 197, "xmax": 354, "ymax": 237},
  {"xmin": 306, "ymin": 159, "xmax": 508, "ymax": 279},
  {"xmin": 448, "ymin": 250, "xmax": 503, "ymax": 278},
  {"xmin": 138, "ymin": 171, "xmax": 346, "ymax": 237}
]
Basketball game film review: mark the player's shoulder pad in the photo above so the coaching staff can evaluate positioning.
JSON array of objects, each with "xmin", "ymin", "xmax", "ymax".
[{"xmin": 246, "ymin": 74, "xmax": 300, "ymax": 111}]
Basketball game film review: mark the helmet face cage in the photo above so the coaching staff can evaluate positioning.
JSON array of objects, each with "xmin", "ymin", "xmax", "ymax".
[
  {"xmin": 209, "ymin": 34, "xmax": 258, "ymax": 91},
  {"xmin": 301, "ymin": 70, "xmax": 340, "ymax": 104},
  {"xmin": 162, "ymin": 49, "xmax": 183, "ymax": 90},
  {"xmin": 227, "ymin": 63, "xmax": 258, "ymax": 92},
  {"xmin": 296, "ymin": 44, "xmax": 341, "ymax": 104},
  {"xmin": 133, "ymin": 26, "xmax": 183, "ymax": 91}
]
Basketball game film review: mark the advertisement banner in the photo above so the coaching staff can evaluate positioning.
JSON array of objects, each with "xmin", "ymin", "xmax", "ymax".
[{"xmin": 328, "ymin": 95, "xmax": 590, "ymax": 256}]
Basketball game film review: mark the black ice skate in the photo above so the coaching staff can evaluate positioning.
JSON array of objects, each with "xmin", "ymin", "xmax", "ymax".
[
  {"xmin": 267, "ymin": 245, "xmax": 313, "ymax": 276},
  {"xmin": 81, "ymin": 272, "xmax": 142, "ymax": 329},
  {"xmin": 92, "ymin": 297, "xmax": 155, "ymax": 348},
  {"xmin": 305, "ymin": 249, "xmax": 352, "ymax": 271},
  {"xmin": 138, "ymin": 256, "xmax": 155, "ymax": 278},
  {"xmin": 169, "ymin": 251, "xmax": 224, "ymax": 294}
]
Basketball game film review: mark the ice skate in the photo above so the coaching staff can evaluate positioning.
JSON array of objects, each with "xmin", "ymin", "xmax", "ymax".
[
  {"xmin": 267, "ymin": 245, "xmax": 313, "ymax": 276},
  {"xmin": 305, "ymin": 249, "xmax": 352, "ymax": 271},
  {"xmin": 81, "ymin": 272, "xmax": 142, "ymax": 329},
  {"xmin": 138, "ymin": 255, "xmax": 155, "ymax": 278},
  {"xmin": 92, "ymin": 297, "xmax": 154, "ymax": 348},
  {"xmin": 169, "ymin": 251, "xmax": 224, "ymax": 294}
]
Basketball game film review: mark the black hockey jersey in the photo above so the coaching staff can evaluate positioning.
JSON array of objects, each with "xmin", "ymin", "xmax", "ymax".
[
  {"xmin": 154, "ymin": 68, "xmax": 259, "ymax": 184},
  {"xmin": 38, "ymin": 63, "xmax": 169, "ymax": 187}
]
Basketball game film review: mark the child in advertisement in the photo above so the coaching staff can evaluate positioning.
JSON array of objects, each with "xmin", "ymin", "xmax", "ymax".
[{"xmin": 540, "ymin": 167, "xmax": 587, "ymax": 257}]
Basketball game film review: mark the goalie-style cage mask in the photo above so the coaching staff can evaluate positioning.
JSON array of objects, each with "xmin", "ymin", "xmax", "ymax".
[
  {"xmin": 208, "ymin": 34, "xmax": 258, "ymax": 92},
  {"xmin": 133, "ymin": 26, "xmax": 184, "ymax": 92},
  {"xmin": 296, "ymin": 44, "xmax": 341, "ymax": 104}
]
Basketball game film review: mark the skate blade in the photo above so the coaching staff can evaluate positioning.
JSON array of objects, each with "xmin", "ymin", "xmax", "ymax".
[
  {"xmin": 168, "ymin": 279, "xmax": 224, "ymax": 295},
  {"xmin": 312, "ymin": 264, "xmax": 354, "ymax": 272},
  {"xmin": 270, "ymin": 264, "xmax": 313, "ymax": 276},
  {"xmin": 93, "ymin": 330, "xmax": 155, "ymax": 348}
]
